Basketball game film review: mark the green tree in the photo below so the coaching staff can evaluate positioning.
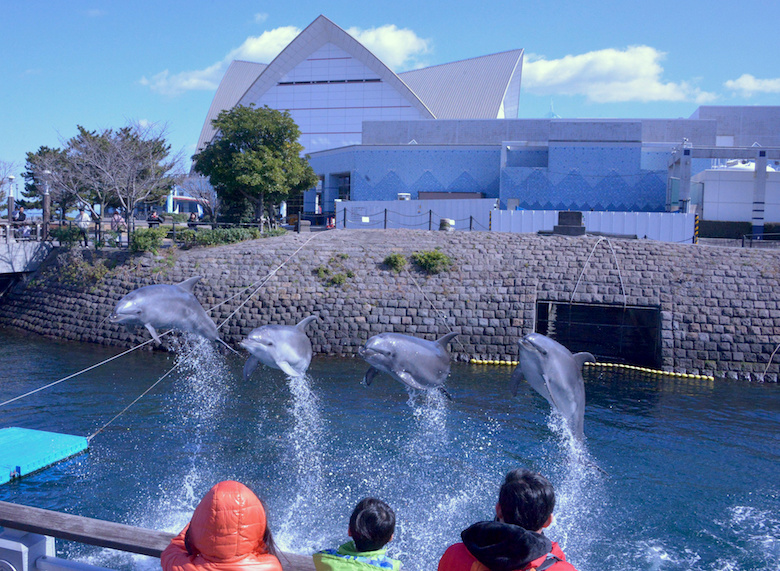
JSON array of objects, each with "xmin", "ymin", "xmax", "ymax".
[
  {"xmin": 193, "ymin": 104, "xmax": 318, "ymax": 223},
  {"xmin": 23, "ymin": 146, "xmax": 77, "ymax": 220}
]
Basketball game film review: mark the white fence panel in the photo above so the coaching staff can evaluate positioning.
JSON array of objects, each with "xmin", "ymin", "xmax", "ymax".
[
  {"xmin": 335, "ymin": 199, "xmax": 497, "ymax": 231},
  {"xmin": 334, "ymin": 200, "xmax": 695, "ymax": 243}
]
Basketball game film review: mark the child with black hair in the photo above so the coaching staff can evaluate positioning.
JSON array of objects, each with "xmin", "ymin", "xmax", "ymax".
[
  {"xmin": 438, "ymin": 469, "xmax": 578, "ymax": 571},
  {"xmin": 314, "ymin": 497, "xmax": 402, "ymax": 571}
]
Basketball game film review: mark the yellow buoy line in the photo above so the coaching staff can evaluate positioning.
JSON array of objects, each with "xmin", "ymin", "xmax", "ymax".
[{"xmin": 468, "ymin": 358, "xmax": 715, "ymax": 381}]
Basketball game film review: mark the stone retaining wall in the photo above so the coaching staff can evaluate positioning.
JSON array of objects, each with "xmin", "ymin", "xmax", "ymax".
[{"xmin": 0, "ymin": 229, "xmax": 778, "ymax": 381}]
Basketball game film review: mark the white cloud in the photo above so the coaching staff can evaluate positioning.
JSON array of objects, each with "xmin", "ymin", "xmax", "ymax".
[
  {"xmin": 140, "ymin": 61, "xmax": 226, "ymax": 96},
  {"xmin": 226, "ymin": 26, "xmax": 301, "ymax": 62},
  {"xmin": 254, "ymin": 13, "xmax": 269, "ymax": 24},
  {"xmin": 523, "ymin": 45, "xmax": 717, "ymax": 104},
  {"xmin": 724, "ymin": 74, "xmax": 780, "ymax": 97},
  {"xmin": 141, "ymin": 22, "xmax": 429, "ymax": 97},
  {"xmin": 141, "ymin": 27, "xmax": 300, "ymax": 97},
  {"xmin": 345, "ymin": 25, "xmax": 430, "ymax": 70}
]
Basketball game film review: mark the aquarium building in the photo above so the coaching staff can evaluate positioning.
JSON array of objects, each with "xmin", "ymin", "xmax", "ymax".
[{"xmin": 196, "ymin": 16, "xmax": 780, "ymax": 220}]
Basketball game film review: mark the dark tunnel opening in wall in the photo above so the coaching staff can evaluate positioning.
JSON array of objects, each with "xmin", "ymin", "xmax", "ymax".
[{"xmin": 535, "ymin": 302, "xmax": 662, "ymax": 368}]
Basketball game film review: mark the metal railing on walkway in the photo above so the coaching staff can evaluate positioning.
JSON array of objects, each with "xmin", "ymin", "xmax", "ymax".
[
  {"xmin": 0, "ymin": 500, "xmax": 314, "ymax": 571},
  {"xmin": 742, "ymin": 233, "xmax": 780, "ymax": 248}
]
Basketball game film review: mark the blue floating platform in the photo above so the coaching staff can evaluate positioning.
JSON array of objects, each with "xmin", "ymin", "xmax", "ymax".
[{"xmin": 0, "ymin": 427, "xmax": 88, "ymax": 485}]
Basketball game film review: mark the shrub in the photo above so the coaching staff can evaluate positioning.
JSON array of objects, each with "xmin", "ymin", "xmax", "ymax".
[
  {"xmin": 56, "ymin": 257, "xmax": 111, "ymax": 288},
  {"xmin": 130, "ymin": 227, "xmax": 168, "ymax": 253},
  {"xmin": 176, "ymin": 227, "xmax": 264, "ymax": 249},
  {"xmin": 329, "ymin": 273, "xmax": 347, "ymax": 286},
  {"xmin": 50, "ymin": 226, "xmax": 82, "ymax": 248},
  {"xmin": 383, "ymin": 253, "xmax": 407, "ymax": 272},
  {"xmin": 411, "ymin": 249, "xmax": 453, "ymax": 274}
]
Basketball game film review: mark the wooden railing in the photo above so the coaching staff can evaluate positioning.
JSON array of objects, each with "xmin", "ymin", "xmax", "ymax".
[{"xmin": 0, "ymin": 501, "xmax": 315, "ymax": 570}]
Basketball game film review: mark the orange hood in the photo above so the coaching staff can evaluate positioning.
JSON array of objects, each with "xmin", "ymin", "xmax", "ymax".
[{"xmin": 187, "ymin": 481, "xmax": 269, "ymax": 563}]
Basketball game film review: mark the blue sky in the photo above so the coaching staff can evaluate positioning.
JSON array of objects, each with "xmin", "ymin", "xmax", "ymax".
[{"xmin": 2, "ymin": 0, "xmax": 779, "ymax": 192}]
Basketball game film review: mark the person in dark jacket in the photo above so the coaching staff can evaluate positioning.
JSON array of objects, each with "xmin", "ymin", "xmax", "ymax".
[{"xmin": 438, "ymin": 469, "xmax": 577, "ymax": 571}]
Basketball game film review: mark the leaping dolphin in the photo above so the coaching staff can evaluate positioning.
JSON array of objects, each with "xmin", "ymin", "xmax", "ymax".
[
  {"xmin": 240, "ymin": 316, "xmax": 317, "ymax": 379},
  {"xmin": 358, "ymin": 332, "xmax": 458, "ymax": 399},
  {"xmin": 511, "ymin": 333, "xmax": 595, "ymax": 441},
  {"xmin": 108, "ymin": 276, "xmax": 218, "ymax": 343}
]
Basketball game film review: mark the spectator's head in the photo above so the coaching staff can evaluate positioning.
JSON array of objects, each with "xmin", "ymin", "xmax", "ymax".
[
  {"xmin": 348, "ymin": 497, "xmax": 396, "ymax": 552},
  {"xmin": 496, "ymin": 469, "xmax": 556, "ymax": 532},
  {"xmin": 184, "ymin": 481, "xmax": 277, "ymax": 560}
]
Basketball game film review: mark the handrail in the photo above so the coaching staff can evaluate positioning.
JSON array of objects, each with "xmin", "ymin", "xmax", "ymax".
[{"xmin": 0, "ymin": 501, "xmax": 315, "ymax": 570}]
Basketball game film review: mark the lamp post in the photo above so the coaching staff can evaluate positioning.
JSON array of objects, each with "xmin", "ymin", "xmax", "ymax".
[
  {"xmin": 6, "ymin": 175, "xmax": 14, "ymax": 224},
  {"xmin": 42, "ymin": 170, "xmax": 51, "ymax": 237}
]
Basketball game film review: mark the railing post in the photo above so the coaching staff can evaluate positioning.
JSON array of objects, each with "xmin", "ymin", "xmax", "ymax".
[
  {"xmin": 470, "ymin": 215, "xmax": 473, "ymax": 232},
  {"xmin": 384, "ymin": 209, "xmax": 387, "ymax": 229},
  {"xmin": 429, "ymin": 210, "xmax": 432, "ymax": 230},
  {"xmin": 343, "ymin": 207, "xmax": 347, "ymax": 229}
]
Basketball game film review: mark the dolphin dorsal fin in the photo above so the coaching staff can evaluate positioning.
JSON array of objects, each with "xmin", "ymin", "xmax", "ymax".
[
  {"xmin": 296, "ymin": 316, "xmax": 317, "ymax": 331},
  {"xmin": 177, "ymin": 276, "xmax": 202, "ymax": 294},
  {"xmin": 436, "ymin": 332, "xmax": 458, "ymax": 348},
  {"xmin": 573, "ymin": 352, "xmax": 596, "ymax": 370}
]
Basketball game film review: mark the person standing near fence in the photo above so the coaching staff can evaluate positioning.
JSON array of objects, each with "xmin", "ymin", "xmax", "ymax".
[
  {"xmin": 76, "ymin": 208, "xmax": 91, "ymax": 247},
  {"xmin": 111, "ymin": 210, "xmax": 127, "ymax": 246}
]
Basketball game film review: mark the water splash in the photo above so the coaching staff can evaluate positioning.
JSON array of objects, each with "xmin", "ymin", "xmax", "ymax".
[
  {"xmin": 541, "ymin": 412, "xmax": 606, "ymax": 570},
  {"xmin": 275, "ymin": 373, "xmax": 327, "ymax": 553}
]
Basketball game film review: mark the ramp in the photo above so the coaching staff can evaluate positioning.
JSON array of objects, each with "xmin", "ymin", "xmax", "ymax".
[{"xmin": 0, "ymin": 427, "xmax": 88, "ymax": 485}]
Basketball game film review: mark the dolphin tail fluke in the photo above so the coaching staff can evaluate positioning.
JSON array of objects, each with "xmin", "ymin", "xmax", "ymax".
[
  {"xmin": 436, "ymin": 332, "xmax": 458, "ymax": 348},
  {"xmin": 296, "ymin": 315, "xmax": 317, "ymax": 331},
  {"xmin": 510, "ymin": 364, "xmax": 525, "ymax": 396},
  {"xmin": 243, "ymin": 356, "xmax": 261, "ymax": 380},
  {"xmin": 177, "ymin": 276, "xmax": 202, "ymax": 294},
  {"xmin": 573, "ymin": 352, "xmax": 596, "ymax": 370},
  {"xmin": 363, "ymin": 366, "xmax": 380, "ymax": 386},
  {"xmin": 437, "ymin": 386, "xmax": 454, "ymax": 401},
  {"xmin": 145, "ymin": 323, "xmax": 162, "ymax": 344}
]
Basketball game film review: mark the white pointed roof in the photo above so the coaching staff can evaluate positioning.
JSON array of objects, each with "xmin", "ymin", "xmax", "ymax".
[
  {"xmin": 237, "ymin": 15, "xmax": 434, "ymax": 118},
  {"xmin": 399, "ymin": 49, "xmax": 524, "ymax": 119}
]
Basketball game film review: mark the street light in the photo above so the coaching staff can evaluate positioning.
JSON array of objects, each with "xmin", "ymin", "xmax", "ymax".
[
  {"xmin": 42, "ymin": 170, "xmax": 51, "ymax": 237},
  {"xmin": 6, "ymin": 175, "xmax": 14, "ymax": 224}
]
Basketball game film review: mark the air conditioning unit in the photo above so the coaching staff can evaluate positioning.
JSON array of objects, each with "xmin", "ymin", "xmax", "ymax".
[{"xmin": 397, "ymin": 193, "xmax": 411, "ymax": 201}]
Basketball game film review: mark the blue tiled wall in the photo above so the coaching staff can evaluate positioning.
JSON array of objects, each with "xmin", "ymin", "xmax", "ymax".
[
  {"xmin": 308, "ymin": 144, "xmax": 669, "ymax": 213},
  {"xmin": 500, "ymin": 144, "xmax": 667, "ymax": 211}
]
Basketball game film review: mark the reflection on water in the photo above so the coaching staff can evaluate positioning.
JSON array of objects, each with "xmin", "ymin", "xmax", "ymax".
[{"xmin": 0, "ymin": 329, "xmax": 778, "ymax": 571}]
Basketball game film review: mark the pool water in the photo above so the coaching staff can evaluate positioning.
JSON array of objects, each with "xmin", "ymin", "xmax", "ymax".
[{"xmin": 0, "ymin": 328, "xmax": 777, "ymax": 571}]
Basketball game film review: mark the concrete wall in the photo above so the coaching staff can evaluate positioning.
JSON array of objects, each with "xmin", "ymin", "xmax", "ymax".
[
  {"xmin": 0, "ymin": 231, "xmax": 778, "ymax": 382},
  {"xmin": 690, "ymin": 106, "xmax": 780, "ymax": 147},
  {"xmin": 0, "ymin": 242, "xmax": 53, "ymax": 274}
]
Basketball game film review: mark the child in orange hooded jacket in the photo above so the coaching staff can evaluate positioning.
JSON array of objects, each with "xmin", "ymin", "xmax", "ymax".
[{"xmin": 161, "ymin": 480, "xmax": 282, "ymax": 571}]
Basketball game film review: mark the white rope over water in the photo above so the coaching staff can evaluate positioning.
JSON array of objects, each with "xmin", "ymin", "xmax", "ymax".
[
  {"xmin": 86, "ymin": 340, "xmax": 207, "ymax": 441},
  {"xmin": 0, "ymin": 335, "xmax": 163, "ymax": 409}
]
